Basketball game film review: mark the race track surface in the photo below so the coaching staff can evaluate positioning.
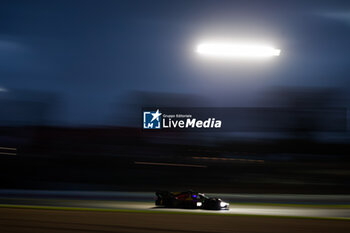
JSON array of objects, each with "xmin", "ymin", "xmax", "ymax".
[
  {"xmin": 1, "ymin": 190, "xmax": 350, "ymax": 219},
  {"xmin": 1, "ymin": 207, "xmax": 350, "ymax": 233},
  {"xmin": 1, "ymin": 198, "xmax": 350, "ymax": 218},
  {"xmin": 1, "ymin": 190, "xmax": 350, "ymax": 233}
]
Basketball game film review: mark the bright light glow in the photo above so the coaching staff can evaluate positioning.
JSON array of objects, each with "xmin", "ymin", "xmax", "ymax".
[
  {"xmin": 196, "ymin": 202, "xmax": 202, "ymax": 207},
  {"xmin": 196, "ymin": 43, "xmax": 281, "ymax": 58},
  {"xmin": 220, "ymin": 202, "xmax": 228, "ymax": 207},
  {"xmin": 0, "ymin": 87, "xmax": 8, "ymax": 92}
]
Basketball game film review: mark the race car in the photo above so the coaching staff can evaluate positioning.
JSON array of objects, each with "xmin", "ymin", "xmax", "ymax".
[{"xmin": 155, "ymin": 190, "xmax": 229, "ymax": 210}]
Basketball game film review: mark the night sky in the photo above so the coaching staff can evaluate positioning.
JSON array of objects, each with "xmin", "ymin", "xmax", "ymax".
[{"xmin": 0, "ymin": 0, "xmax": 350, "ymax": 125}]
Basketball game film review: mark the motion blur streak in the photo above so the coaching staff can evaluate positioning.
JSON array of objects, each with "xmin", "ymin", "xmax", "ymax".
[
  {"xmin": 192, "ymin": 156, "xmax": 264, "ymax": 163},
  {"xmin": 0, "ymin": 147, "xmax": 17, "ymax": 156},
  {"xmin": 0, "ymin": 1, "xmax": 350, "ymax": 232},
  {"xmin": 0, "ymin": 152, "xmax": 16, "ymax": 156},
  {"xmin": 134, "ymin": 161, "xmax": 207, "ymax": 168},
  {"xmin": 0, "ymin": 147, "xmax": 17, "ymax": 151}
]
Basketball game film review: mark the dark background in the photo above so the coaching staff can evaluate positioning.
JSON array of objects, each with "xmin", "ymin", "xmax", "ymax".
[{"xmin": 1, "ymin": 0, "xmax": 350, "ymax": 194}]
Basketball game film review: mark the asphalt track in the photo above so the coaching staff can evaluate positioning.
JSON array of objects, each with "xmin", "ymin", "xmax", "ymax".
[
  {"xmin": 3, "ymin": 190, "xmax": 350, "ymax": 205},
  {"xmin": 1, "ymin": 191, "xmax": 350, "ymax": 233},
  {"xmin": 1, "ymin": 198, "xmax": 350, "ymax": 219},
  {"xmin": 1, "ymin": 207, "xmax": 350, "ymax": 233}
]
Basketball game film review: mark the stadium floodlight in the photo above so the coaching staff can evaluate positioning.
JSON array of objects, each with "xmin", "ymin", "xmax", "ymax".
[{"xmin": 196, "ymin": 43, "xmax": 281, "ymax": 59}]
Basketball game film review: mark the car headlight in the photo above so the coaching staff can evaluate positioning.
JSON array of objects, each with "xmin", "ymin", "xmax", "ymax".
[
  {"xmin": 220, "ymin": 202, "xmax": 228, "ymax": 207},
  {"xmin": 196, "ymin": 202, "xmax": 202, "ymax": 207}
]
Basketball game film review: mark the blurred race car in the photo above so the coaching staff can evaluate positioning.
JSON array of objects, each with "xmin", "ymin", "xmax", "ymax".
[{"xmin": 155, "ymin": 190, "xmax": 229, "ymax": 210}]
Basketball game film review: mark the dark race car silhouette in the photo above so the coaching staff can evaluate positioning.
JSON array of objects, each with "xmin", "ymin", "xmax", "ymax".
[{"xmin": 155, "ymin": 190, "xmax": 229, "ymax": 210}]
